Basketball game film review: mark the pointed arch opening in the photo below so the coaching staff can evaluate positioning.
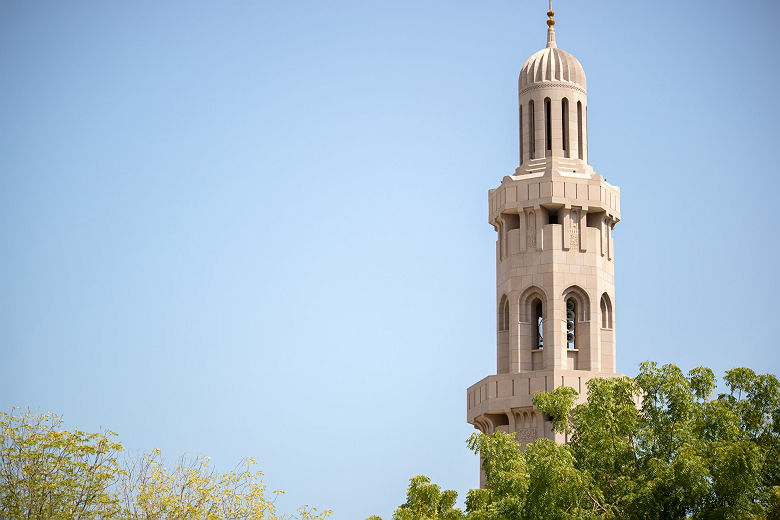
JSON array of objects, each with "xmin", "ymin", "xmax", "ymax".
[
  {"xmin": 561, "ymin": 286, "xmax": 590, "ymax": 322},
  {"xmin": 519, "ymin": 286, "xmax": 547, "ymax": 351},
  {"xmin": 599, "ymin": 292, "xmax": 615, "ymax": 372},
  {"xmin": 498, "ymin": 295, "xmax": 509, "ymax": 331},
  {"xmin": 562, "ymin": 286, "xmax": 591, "ymax": 369},
  {"xmin": 600, "ymin": 293, "xmax": 613, "ymax": 329},
  {"xmin": 497, "ymin": 294, "xmax": 511, "ymax": 374}
]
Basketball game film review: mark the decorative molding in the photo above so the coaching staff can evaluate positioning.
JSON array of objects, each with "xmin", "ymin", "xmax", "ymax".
[{"xmin": 520, "ymin": 81, "xmax": 587, "ymax": 96}]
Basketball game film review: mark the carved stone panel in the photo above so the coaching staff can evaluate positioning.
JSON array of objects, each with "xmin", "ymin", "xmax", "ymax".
[
  {"xmin": 601, "ymin": 217, "xmax": 607, "ymax": 256},
  {"xmin": 569, "ymin": 209, "xmax": 580, "ymax": 249},
  {"xmin": 526, "ymin": 211, "xmax": 536, "ymax": 249},
  {"xmin": 515, "ymin": 428, "xmax": 538, "ymax": 444}
]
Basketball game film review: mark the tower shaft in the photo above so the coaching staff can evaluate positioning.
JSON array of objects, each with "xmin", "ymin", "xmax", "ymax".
[{"xmin": 466, "ymin": 7, "xmax": 622, "ymax": 481}]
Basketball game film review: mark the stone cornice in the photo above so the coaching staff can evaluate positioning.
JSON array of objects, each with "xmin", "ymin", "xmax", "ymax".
[{"xmin": 519, "ymin": 81, "xmax": 587, "ymax": 96}]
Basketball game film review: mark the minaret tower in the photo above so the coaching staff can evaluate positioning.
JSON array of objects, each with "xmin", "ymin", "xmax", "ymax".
[{"xmin": 466, "ymin": 3, "xmax": 621, "ymax": 453}]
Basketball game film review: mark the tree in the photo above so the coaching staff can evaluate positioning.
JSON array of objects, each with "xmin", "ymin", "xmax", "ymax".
[
  {"xmin": 0, "ymin": 408, "xmax": 332, "ymax": 520},
  {"xmin": 389, "ymin": 475, "xmax": 463, "ymax": 520},
  {"xmin": 0, "ymin": 408, "xmax": 124, "ymax": 519},
  {"xmin": 116, "ymin": 449, "xmax": 332, "ymax": 520},
  {"xmin": 465, "ymin": 433, "xmax": 593, "ymax": 520},
  {"xmin": 545, "ymin": 362, "xmax": 780, "ymax": 518},
  {"xmin": 117, "ymin": 450, "xmax": 286, "ymax": 520},
  {"xmin": 364, "ymin": 475, "xmax": 463, "ymax": 520},
  {"xmin": 370, "ymin": 363, "xmax": 780, "ymax": 519}
]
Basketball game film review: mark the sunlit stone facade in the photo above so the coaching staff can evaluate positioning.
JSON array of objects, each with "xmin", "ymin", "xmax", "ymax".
[{"xmin": 466, "ymin": 7, "xmax": 622, "ymax": 479}]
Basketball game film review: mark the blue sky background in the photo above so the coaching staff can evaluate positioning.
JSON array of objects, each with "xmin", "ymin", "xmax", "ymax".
[{"xmin": 1, "ymin": 1, "xmax": 779, "ymax": 518}]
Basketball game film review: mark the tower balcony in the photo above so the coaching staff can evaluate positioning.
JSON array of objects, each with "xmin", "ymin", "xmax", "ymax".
[
  {"xmin": 466, "ymin": 368, "xmax": 619, "ymax": 432},
  {"xmin": 490, "ymin": 163, "xmax": 619, "ymax": 264},
  {"xmin": 489, "ymin": 161, "xmax": 620, "ymax": 226}
]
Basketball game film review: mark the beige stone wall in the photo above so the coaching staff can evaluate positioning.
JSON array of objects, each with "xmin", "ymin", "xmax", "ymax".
[
  {"xmin": 468, "ymin": 21, "xmax": 622, "ymax": 460},
  {"xmin": 490, "ymin": 161, "xmax": 619, "ymax": 371},
  {"xmin": 518, "ymin": 85, "xmax": 588, "ymax": 165},
  {"xmin": 466, "ymin": 368, "xmax": 617, "ymax": 456},
  {"xmin": 468, "ymin": 93, "xmax": 622, "ymax": 448}
]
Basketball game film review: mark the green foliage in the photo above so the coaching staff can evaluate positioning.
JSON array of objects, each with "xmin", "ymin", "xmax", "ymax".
[
  {"xmin": 463, "ymin": 433, "xmax": 594, "ymax": 520},
  {"xmin": 465, "ymin": 430, "xmax": 527, "ymax": 520},
  {"xmin": 0, "ymin": 408, "xmax": 332, "ymax": 520},
  {"xmin": 391, "ymin": 475, "xmax": 463, "ymax": 520},
  {"xmin": 374, "ymin": 363, "xmax": 780, "ymax": 519},
  {"xmin": 628, "ymin": 362, "xmax": 778, "ymax": 519},
  {"xmin": 532, "ymin": 386, "xmax": 578, "ymax": 436}
]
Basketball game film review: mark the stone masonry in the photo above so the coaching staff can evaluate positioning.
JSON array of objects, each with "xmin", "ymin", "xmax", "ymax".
[{"xmin": 466, "ymin": 5, "xmax": 622, "ymax": 484}]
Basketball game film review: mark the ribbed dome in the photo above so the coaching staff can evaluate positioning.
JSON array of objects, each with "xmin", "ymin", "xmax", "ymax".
[{"xmin": 519, "ymin": 46, "xmax": 586, "ymax": 91}]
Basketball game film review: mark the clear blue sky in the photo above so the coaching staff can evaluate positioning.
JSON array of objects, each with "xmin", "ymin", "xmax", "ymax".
[{"xmin": 1, "ymin": 1, "xmax": 778, "ymax": 518}]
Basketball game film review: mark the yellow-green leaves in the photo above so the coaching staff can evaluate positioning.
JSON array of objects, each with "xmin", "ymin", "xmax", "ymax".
[
  {"xmin": 0, "ymin": 408, "xmax": 332, "ymax": 520},
  {"xmin": 0, "ymin": 407, "xmax": 124, "ymax": 519},
  {"xmin": 532, "ymin": 386, "xmax": 578, "ymax": 436},
  {"xmin": 392, "ymin": 476, "xmax": 464, "ymax": 520},
  {"xmin": 117, "ymin": 452, "xmax": 334, "ymax": 520}
]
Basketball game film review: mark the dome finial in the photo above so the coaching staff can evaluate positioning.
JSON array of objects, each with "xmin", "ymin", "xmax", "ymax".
[{"xmin": 546, "ymin": 0, "xmax": 557, "ymax": 48}]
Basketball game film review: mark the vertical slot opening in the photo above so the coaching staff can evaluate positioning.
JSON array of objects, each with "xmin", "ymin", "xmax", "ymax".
[
  {"xmin": 544, "ymin": 98, "xmax": 552, "ymax": 153},
  {"xmin": 529, "ymin": 100, "xmax": 535, "ymax": 158},
  {"xmin": 577, "ymin": 101, "xmax": 583, "ymax": 160}
]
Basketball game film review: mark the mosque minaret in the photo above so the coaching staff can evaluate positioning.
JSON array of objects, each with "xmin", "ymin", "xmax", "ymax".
[{"xmin": 466, "ymin": 3, "xmax": 621, "ymax": 464}]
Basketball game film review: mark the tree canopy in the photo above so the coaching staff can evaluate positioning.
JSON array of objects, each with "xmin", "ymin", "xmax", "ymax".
[
  {"xmin": 0, "ymin": 408, "xmax": 331, "ymax": 520},
  {"xmin": 371, "ymin": 363, "xmax": 780, "ymax": 520}
]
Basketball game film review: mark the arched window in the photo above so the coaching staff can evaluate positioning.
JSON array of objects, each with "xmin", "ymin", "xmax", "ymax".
[
  {"xmin": 499, "ymin": 295, "xmax": 509, "ymax": 331},
  {"xmin": 528, "ymin": 100, "xmax": 535, "ymax": 158},
  {"xmin": 566, "ymin": 298, "xmax": 577, "ymax": 349},
  {"xmin": 503, "ymin": 298, "xmax": 510, "ymax": 331},
  {"xmin": 561, "ymin": 98, "xmax": 569, "ymax": 156},
  {"xmin": 519, "ymin": 286, "xmax": 547, "ymax": 354},
  {"xmin": 577, "ymin": 101, "xmax": 583, "ymax": 160},
  {"xmin": 519, "ymin": 105, "xmax": 524, "ymax": 164},
  {"xmin": 544, "ymin": 97, "xmax": 552, "ymax": 152},
  {"xmin": 563, "ymin": 286, "xmax": 591, "ymax": 367},
  {"xmin": 533, "ymin": 298, "xmax": 543, "ymax": 349},
  {"xmin": 600, "ymin": 293, "xmax": 613, "ymax": 329}
]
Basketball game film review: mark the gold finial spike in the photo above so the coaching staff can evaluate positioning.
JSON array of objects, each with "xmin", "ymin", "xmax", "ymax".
[
  {"xmin": 547, "ymin": 0, "xmax": 555, "ymax": 28},
  {"xmin": 546, "ymin": 0, "xmax": 557, "ymax": 48}
]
